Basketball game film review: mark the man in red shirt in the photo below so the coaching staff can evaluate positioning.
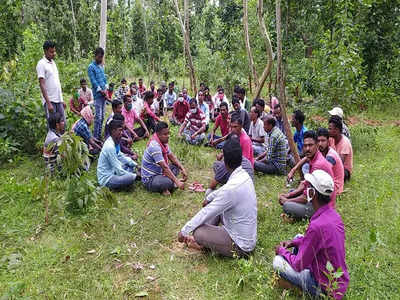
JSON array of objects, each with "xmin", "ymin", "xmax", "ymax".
[
  {"xmin": 138, "ymin": 78, "xmax": 146, "ymax": 95},
  {"xmin": 178, "ymin": 98, "xmax": 206, "ymax": 145},
  {"xmin": 170, "ymin": 93, "xmax": 189, "ymax": 125},
  {"xmin": 208, "ymin": 102, "xmax": 230, "ymax": 149},
  {"xmin": 279, "ymin": 130, "xmax": 335, "ymax": 220}
]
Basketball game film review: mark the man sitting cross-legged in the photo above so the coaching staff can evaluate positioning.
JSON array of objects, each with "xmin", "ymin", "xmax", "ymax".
[
  {"xmin": 121, "ymin": 94, "xmax": 150, "ymax": 141},
  {"xmin": 170, "ymin": 93, "xmax": 189, "ymax": 125},
  {"xmin": 273, "ymin": 170, "xmax": 349, "ymax": 300},
  {"xmin": 178, "ymin": 98, "xmax": 206, "ymax": 145},
  {"xmin": 72, "ymin": 105, "xmax": 103, "ymax": 155},
  {"xmin": 287, "ymin": 128, "xmax": 344, "ymax": 196},
  {"xmin": 97, "ymin": 119, "xmax": 139, "ymax": 190},
  {"xmin": 248, "ymin": 105, "xmax": 267, "ymax": 156},
  {"xmin": 140, "ymin": 91, "xmax": 160, "ymax": 133},
  {"xmin": 254, "ymin": 115, "xmax": 287, "ymax": 175},
  {"xmin": 279, "ymin": 130, "xmax": 335, "ymax": 220},
  {"xmin": 208, "ymin": 102, "xmax": 230, "ymax": 149},
  {"xmin": 178, "ymin": 138, "xmax": 257, "ymax": 258},
  {"xmin": 328, "ymin": 116, "xmax": 353, "ymax": 182},
  {"xmin": 207, "ymin": 116, "xmax": 254, "ymax": 196},
  {"xmin": 141, "ymin": 122, "xmax": 188, "ymax": 195}
]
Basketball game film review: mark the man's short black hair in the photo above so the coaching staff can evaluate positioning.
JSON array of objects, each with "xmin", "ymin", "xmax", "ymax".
[
  {"xmin": 80, "ymin": 78, "xmax": 87, "ymax": 84},
  {"xmin": 150, "ymin": 80, "xmax": 154, "ymax": 85},
  {"xmin": 189, "ymin": 98, "xmax": 197, "ymax": 105},
  {"xmin": 112, "ymin": 99, "xmax": 122, "ymax": 109},
  {"xmin": 314, "ymin": 187, "xmax": 331, "ymax": 205},
  {"xmin": 219, "ymin": 102, "xmax": 228, "ymax": 110},
  {"xmin": 251, "ymin": 106, "xmax": 261, "ymax": 118},
  {"xmin": 109, "ymin": 82, "xmax": 115, "ymax": 88},
  {"xmin": 109, "ymin": 119, "xmax": 123, "ymax": 132},
  {"xmin": 317, "ymin": 128, "xmax": 329, "ymax": 139},
  {"xmin": 123, "ymin": 94, "xmax": 131, "ymax": 102},
  {"xmin": 121, "ymin": 78, "xmax": 127, "ymax": 83},
  {"xmin": 263, "ymin": 114, "xmax": 276, "ymax": 127},
  {"xmin": 329, "ymin": 115, "xmax": 343, "ymax": 132},
  {"xmin": 94, "ymin": 47, "xmax": 105, "ymax": 56},
  {"xmin": 43, "ymin": 40, "xmax": 56, "ymax": 51},
  {"xmin": 139, "ymin": 78, "xmax": 143, "ymax": 81},
  {"xmin": 155, "ymin": 121, "xmax": 169, "ymax": 133},
  {"xmin": 232, "ymin": 95, "xmax": 241, "ymax": 105},
  {"xmin": 240, "ymin": 87, "xmax": 246, "ymax": 95},
  {"xmin": 48, "ymin": 112, "xmax": 62, "ymax": 130},
  {"xmin": 143, "ymin": 91, "xmax": 154, "ymax": 101},
  {"xmin": 304, "ymin": 130, "xmax": 318, "ymax": 142},
  {"xmin": 233, "ymin": 85, "xmax": 241, "ymax": 94},
  {"xmin": 274, "ymin": 103, "xmax": 281, "ymax": 110},
  {"xmin": 230, "ymin": 113, "xmax": 243, "ymax": 126},
  {"xmin": 112, "ymin": 113, "xmax": 125, "ymax": 122},
  {"xmin": 223, "ymin": 137, "xmax": 242, "ymax": 170},
  {"xmin": 169, "ymin": 81, "xmax": 174, "ymax": 87},
  {"xmin": 255, "ymin": 98, "xmax": 265, "ymax": 108},
  {"xmin": 293, "ymin": 110, "xmax": 305, "ymax": 124}
]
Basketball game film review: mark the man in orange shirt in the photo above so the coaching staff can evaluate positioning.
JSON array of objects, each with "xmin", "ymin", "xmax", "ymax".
[{"xmin": 328, "ymin": 116, "xmax": 353, "ymax": 181}]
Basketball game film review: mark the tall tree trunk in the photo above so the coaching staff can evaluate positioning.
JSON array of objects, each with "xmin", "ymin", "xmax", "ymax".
[
  {"xmin": 99, "ymin": 0, "xmax": 108, "ymax": 62},
  {"xmin": 243, "ymin": 0, "xmax": 258, "ymax": 91},
  {"xmin": 254, "ymin": 0, "xmax": 274, "ymax": 99},
  {"xmin": 141, "ymin": 0, "xmax": 150, "ymax": 73},
  {"xmin": 174, "ymin": 0, "xmax": 197, "ymax": 95},
  {"xmin": 276, "ymin": 0, "xmax": 300, "ymax": 164}
]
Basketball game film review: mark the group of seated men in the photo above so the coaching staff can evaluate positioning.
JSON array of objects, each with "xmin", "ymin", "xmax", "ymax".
[{"xmin": 44, "ymin": 77, "xmax": 353, "ymax": 299}]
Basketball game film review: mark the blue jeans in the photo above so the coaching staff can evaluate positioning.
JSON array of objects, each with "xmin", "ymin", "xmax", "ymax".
[
  {"xmin": 94, "ymin": 95, "xmax": 106, "ymax": 139},
  {"xmin": 105, "ymin": 165, "xmax": 136, "ymax": 190},
  {"xmin": 273, "ymin": 235, "xmax": 323, "ymax": 297},
  {"xmin": 207, "ymin": 134, "xmax": 225, "ymax": 149},
  {"xmin": 183, "ymin": 128, "xmax": 205, "ymax": 145}
]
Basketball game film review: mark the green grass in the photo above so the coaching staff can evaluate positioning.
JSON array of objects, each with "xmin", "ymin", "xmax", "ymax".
[{"xmin": 1, "ymin": 121, "xmax": 400, "ymax": 299}]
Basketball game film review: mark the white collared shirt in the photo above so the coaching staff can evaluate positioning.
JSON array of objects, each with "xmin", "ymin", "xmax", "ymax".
[
  {"xmin": 36, "ymin": 56, "xmax": 63, "ymax": 104},
  {"xmin": 181, "ymin": 166, "xmax": 258, "ymax": 252}
]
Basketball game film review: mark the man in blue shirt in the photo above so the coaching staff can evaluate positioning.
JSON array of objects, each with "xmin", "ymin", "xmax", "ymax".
[
  {"xmin": 88, "ymin": 47, "xmax": 109, "ymax": 140},
  {"xmin": 291, "ymin": 110, "xmax": 307, "ymax": 154},
  {"xmin": 97, "ymin": 119, "xmax": 138, "ymax": 190}
]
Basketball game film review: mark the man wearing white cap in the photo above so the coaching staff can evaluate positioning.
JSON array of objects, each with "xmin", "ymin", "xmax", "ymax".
[
  {"xmin": 273, "ymin": 170, "xmax": 349, "ymax": 300},
  {"xmin": 328, "ymin": 107, "xmax": 350, "ymax": 139}
]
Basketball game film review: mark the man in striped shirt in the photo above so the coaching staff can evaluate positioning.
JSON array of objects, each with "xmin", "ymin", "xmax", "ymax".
[
  {"xmin": 254, "ymin": 115, "xmax": 287, "ymax": 175},
  {"xmin": 141, "ymin": 122, "xmax": 188, "ymax": 195},
  {"xmin": 178, "ymin": 98, "xmax": 206, "ymax": 145}
]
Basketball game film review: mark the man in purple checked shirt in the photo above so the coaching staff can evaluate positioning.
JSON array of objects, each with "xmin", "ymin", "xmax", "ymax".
[{"xmin": 273, "ymin": 169, "xmax": 349, "ymax": 300}]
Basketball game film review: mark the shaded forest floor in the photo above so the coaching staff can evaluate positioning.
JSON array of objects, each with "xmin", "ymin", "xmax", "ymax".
[{"xmin": 1, "ymin": 107, "xmax": 400, "ymax": 299}]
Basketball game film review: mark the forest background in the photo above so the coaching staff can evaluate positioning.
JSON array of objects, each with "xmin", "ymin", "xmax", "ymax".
[{"xmin": 0, "ymin": 0, "xmax": 399, "ymax": 160}]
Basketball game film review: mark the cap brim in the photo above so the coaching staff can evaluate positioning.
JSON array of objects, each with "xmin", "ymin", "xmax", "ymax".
[{"xmin": 304, "ymin": 173, "xmax": 318, "ymax": 190}]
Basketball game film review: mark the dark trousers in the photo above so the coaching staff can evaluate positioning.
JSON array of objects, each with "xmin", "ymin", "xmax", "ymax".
[
  {"xmin": 44, "ymin": 102, "xmax": 66, "ymax": 129},
  {"xmin": 144, "ymin": 164, "xmax": 180, "ymax": 193}
]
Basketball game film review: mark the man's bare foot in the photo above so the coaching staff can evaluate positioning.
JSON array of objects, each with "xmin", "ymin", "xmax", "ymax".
[
  {"xmin": 187, "ymin": 240, "xmax": 204, "ymax": 251},
  {"xmin": 162, "ymin": 190, "xmax": 171, "ymax": 196},
  {"xmin": 280, "ymin": 213, "xmax": 295, "ymax": 224}
]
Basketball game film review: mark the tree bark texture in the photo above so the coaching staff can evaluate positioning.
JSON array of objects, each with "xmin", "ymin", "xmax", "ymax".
[
  {"xmin": 276, "ymin": 0, "xmax": 300, "ymax": 164},
  {"xmin": 254, "ymin": 0, "xmax": 274, "ymax": 99},
  {"xmin": 243, "ymin": 0, "xmax": 258, "ymax": 91},
  {"xmin": 99, "ymin": 0, "xmax": 107, "ymax": 62}
]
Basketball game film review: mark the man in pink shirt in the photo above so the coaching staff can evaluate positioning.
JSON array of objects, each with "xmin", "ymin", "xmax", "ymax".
[
  {"xmin": 206, "ymin": 115, "xmax": 254, "ymax": 194},
  {"xmin": 318, "ymin": 128, "xmax": 344, "ymax": 194},
  {"xmin": 329, "ymin": 116, "xmax": 353, "ymax": 181},
  {"xmin": 279, "ymin": 130, "xmax": 335, "ymax": 220},
  {"xmin": 121, "ymin": 94, "xmax": 150, "ymax": 141},
  {"xmin": 208, "ymin": 102, "xmax": 230, "ymax": 149}
]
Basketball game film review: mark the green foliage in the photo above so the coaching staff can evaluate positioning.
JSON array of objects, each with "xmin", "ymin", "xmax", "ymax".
[{"xmin": 350, "ymin": 124, "xmax": 378, "ymax": 152}]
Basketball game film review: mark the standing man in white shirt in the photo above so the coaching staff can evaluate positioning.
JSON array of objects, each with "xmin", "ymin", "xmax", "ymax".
[
  {"xmin": 178, "ymin": 138, "xmax": 257, "ymax": 258},
  {"xmin": 36, "ymin": 41, "xmax": 66, "ymax": 127}
]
